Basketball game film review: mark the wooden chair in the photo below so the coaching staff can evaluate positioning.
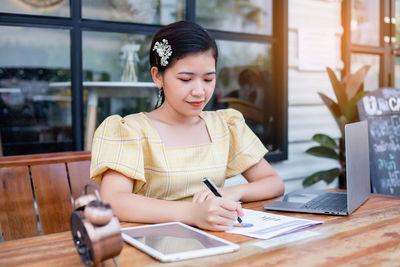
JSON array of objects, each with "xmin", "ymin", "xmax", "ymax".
[
  {"xmin": 219, "ymin": 97, "xmax": 264, "ymax": 124},
  {"xmin": 0, "ymin": 151, "xmax": 98, "ymax": 241}
]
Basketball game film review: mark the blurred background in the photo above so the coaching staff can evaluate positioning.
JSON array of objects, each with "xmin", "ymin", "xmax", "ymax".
[{"xmin": 0, "ymin": 0, "xmax": 398, "ymax": 192}]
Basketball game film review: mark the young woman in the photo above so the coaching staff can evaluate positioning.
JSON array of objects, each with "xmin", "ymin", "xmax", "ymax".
[{"xmin": 90, "ymin": 21, "xmax": 284, "ymax": 231}]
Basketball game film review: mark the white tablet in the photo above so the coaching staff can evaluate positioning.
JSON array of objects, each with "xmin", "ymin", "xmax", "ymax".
[{"xmin": 121, "ymin": 222, "xmax": 240, "ymax": 262}]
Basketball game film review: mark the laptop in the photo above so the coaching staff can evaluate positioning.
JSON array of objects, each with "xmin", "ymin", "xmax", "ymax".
[{"xmin": 264, "ymin": 120, "xmax": 370, "ymax": 216}]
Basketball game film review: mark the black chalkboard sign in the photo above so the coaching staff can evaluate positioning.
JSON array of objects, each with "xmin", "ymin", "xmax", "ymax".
[{"xmin": 357, "ymin": 88, "xmax": 400, "ymax": 196}]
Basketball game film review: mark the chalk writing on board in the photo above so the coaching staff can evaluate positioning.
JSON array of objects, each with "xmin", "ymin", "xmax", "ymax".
[{"xmin": 357, "ymin": 88, "xmax": 400, "ymax": 196}]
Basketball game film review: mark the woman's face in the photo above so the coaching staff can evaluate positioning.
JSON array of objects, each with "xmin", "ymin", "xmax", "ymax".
[{"xmin": 153, "ymin": 50, "xmax": 216, "ymax": 118}]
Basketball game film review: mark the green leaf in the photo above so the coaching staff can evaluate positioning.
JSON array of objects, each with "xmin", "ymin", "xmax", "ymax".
[
  {"xmin": 318, "ymin": 92, "xmax": 343, "ymax": 134},
  {"xmin": 345, "ymin": 65, "xmax": 370, "ymax": 99},
  {"xmin": 302, "ymin": 168, "xmax": 341, "ymax": 187},
  {"xmin": 318, "ymin": 92, "xmax": 341, "ymax": 118},
  {"xmin": 326, "ymin": 67, "xmax": 347, "ymax": 114},
  {"xmin": 312, "ymin": 134, "xmax": 338, "ymax": 150},
  {"xmin": 305, "ymin": 146, "xmax": 339, "ymax": 160},
  {"xmin": 344, "ymin": 90, "xmax": 369, "ymax": 123}
]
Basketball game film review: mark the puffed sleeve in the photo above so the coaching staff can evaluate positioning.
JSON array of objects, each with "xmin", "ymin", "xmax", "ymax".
[
  {"xmin": 218, "ymin": 109, "xmax": 268, "ymax": 177},
  {"xmin": 90, "ymin": 115, "xmax": 146, "ymax": 189}
]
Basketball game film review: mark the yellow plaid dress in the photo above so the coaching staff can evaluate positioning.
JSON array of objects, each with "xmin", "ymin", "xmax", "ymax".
[{"xmin": 90, "ymin": 108, "xmax": 267, "ymax": 201}]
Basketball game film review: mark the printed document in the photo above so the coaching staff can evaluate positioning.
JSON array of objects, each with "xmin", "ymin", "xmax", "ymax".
[{"xmin": 227, "ymin": 208, "xmax": 322, "ymax": 239}]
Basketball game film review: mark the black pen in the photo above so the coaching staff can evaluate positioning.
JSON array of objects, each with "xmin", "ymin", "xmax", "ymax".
[{"xmin": 202, "ymin": 177, "xmax": 242, "ymax": 223}]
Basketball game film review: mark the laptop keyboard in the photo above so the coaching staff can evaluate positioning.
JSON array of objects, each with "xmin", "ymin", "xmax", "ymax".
[{"xmin": 302, "ymin": 192, "xmax": 348, "ymax": 212}]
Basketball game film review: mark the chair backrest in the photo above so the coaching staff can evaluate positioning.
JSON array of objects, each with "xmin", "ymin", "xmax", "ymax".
[
  {"xmin": 0, "ymin": 151, "xmax": 97, "ymax": 241},
  {"xmin": 219, "ymin": 97, "xmax": 264, "ymax": 123}
]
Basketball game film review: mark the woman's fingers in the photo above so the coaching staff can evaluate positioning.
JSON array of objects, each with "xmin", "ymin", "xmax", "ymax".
[
  {"xmin": 192, "ymin": 190, "xmax": 214, "ymax": 203},
  {"xmin": 192, "ymin": 194, "xmax": 243, "ymax": 231},
  {"xmin": 219, "ymin": 197, "xmax": 240, "ymax": 213},
  {"xmin": 236, "ymin": 203, "xmax": 244, "ymax": 217},
  {"xmin": 207, "ymin": 198, "xmax": 240, "ymax": 222}
]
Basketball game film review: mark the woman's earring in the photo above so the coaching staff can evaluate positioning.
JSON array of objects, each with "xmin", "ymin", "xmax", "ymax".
[{"xmin": 155, "ymin": 88, "xmax": 163, "ymax": 109}]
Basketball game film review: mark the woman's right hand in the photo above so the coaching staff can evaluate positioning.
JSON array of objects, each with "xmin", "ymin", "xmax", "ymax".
[{"xmin": 189, "ymin": 197, "xmax": 241, "ymax": 231}]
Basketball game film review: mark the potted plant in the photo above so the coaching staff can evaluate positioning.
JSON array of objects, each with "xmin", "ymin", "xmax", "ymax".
[{"xmin": 303, "ymin": 65, "xmax": 370, "ymax": 188}]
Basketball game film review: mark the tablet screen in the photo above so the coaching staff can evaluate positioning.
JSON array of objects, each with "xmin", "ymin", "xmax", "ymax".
[{"xmin": 121, "ymin": 222, "xmax": 239, "ymax": 262}]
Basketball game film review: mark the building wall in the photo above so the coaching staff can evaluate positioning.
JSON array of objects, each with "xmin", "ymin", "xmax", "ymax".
[{"xmin": 226, "ymin": 0, "xmax": 343, "ymax": 192}]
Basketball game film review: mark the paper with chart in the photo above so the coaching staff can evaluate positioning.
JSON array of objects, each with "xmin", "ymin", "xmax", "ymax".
[{"xmin": 227, "ymin": 208, "xmax": 322, "ymax": 239}]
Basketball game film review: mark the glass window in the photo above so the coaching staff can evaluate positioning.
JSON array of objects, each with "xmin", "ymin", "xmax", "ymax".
[
  {"xmin": 0, "ymin": 26, "xmax": 71, "ymax": 156},
  {"xmin": 0, "ymin": 1, "xmax": 285, "ymax": 160},
  {"xmin": 395, "ymin": 0, "xmax": 400, "ymax": 48},
  {"xmin": 351, "ymin": 0, "xmax": 380, "ymax": 46},
  {"xmin": 393, "ymin": 1, "xmax": 400, "ymax": 87},
  {"xmin": 394, "ymin": 57, "xmax": 400, "ymax": 88},
  {"xmin": 83, "ymin": 31, "xmax": 153, "ymax": 83},
  {"xmin": 350, "ymin": 53, "xmax": 379, "ymax": 91},
  {"xmin": 196, "ymin": 0, "xmax": 273, "ymax": 35},
  {"xmin": 209, "ymin": 40, "xmax": 275, "ymax": 151},
  {"xmin": 82, "ymin": 0, "xmax": 185, "ymax": 25},
  {"xmin": 82, "ymin": 31, "xmax": 157, "ymax": 149},
  {"xmin": 0, "ymin": 0, "xmax": 70, "ymax": 17}
]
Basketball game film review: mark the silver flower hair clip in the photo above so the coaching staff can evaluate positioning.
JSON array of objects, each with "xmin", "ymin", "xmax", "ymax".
[{"xmin": 153, "ymin": 39, "xmax": 172, "ymax": 66}]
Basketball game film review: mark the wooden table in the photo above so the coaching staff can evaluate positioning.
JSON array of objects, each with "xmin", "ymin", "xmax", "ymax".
[{"xmin": 1, "ymin": 193, "xmax": 400, "ymax": 266}]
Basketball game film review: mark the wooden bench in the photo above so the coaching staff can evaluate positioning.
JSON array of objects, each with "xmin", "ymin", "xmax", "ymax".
[{"xmin": 0, "ymin": 151, "xmax": 98, "ymax": 242}]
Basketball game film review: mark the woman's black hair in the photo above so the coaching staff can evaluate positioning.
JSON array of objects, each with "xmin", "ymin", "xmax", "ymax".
[{"xmin": 150, "ymin": 21, "xmax": 218, "ymax": 108}]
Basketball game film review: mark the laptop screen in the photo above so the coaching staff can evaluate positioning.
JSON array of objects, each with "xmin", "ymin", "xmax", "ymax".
[{"xmin": 345, "ymin": 120, "xmax": 371, "ymax": 214}]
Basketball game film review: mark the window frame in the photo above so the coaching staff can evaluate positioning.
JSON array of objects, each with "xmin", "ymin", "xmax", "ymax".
[
  {"xmin": 342, "ymin": 0, "xmax": 394, "ymax": 87},
  {"xmin": 0, "ymin": 0, "xmax": 288, "ymax": 161}
]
